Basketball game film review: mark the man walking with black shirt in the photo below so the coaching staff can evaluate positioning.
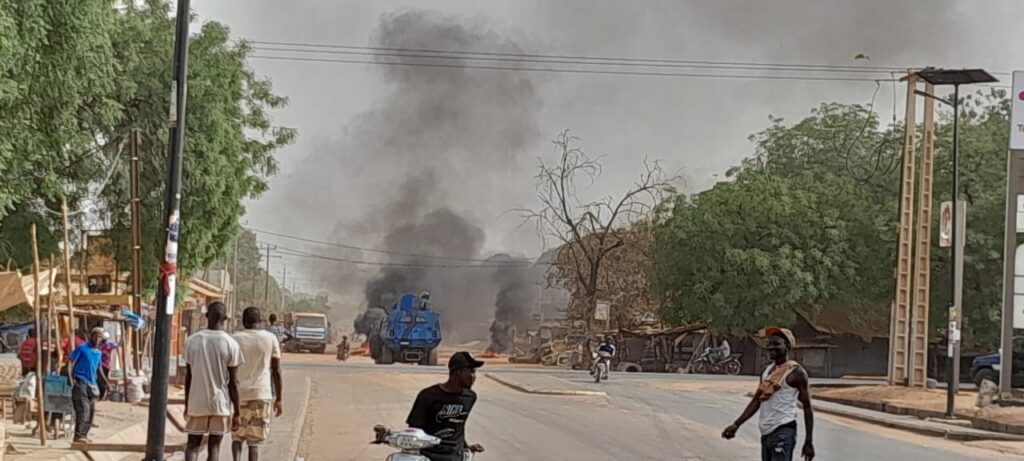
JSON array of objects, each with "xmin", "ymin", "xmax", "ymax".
[{"xmin": 406, "ymin": 352, "xmax": 486, "ymax": 461}]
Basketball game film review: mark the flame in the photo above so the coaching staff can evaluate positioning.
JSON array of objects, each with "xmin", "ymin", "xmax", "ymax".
[{"xmin": 351, "ymin": 342, "xmax": 370, "ymax": 356}]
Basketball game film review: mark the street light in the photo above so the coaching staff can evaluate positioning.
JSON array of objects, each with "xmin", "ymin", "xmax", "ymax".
[{"xmin": 913, "ymin": 68, "xmax": 997, "ymax": 419}]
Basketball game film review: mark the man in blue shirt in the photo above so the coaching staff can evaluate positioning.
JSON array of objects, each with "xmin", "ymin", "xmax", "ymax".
[{"xmin": 70, "ymin": 327, "xmax": 105, "ymax": 443}]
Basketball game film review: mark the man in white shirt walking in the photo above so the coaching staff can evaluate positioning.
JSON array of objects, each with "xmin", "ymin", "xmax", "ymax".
[
  {"xmin": 184, "ymin": 302, "xmax": 244, "ymax": 461},
  {"xmin": 231, "ymin": 307, "xmax": 283, "ymax": 461}
]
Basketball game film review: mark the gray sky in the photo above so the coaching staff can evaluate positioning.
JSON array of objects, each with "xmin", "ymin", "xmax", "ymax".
[{"xmin": 194, "ymin": 0, "xmax": 1022, "ymax": 300}]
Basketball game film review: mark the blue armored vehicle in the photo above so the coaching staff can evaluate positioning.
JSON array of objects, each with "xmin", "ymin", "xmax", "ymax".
[{"xmin": 370, "ymin": 292, "xmax": 442, "ymax": 365}]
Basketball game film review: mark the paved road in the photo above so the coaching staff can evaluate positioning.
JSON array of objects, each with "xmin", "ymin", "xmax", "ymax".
[{"xmin": 286, "ymin": 358, "xmax": 1024, "ymax": 461}]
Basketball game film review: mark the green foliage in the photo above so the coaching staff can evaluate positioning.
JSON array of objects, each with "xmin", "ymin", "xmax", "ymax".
[
  {"xmin": 0, "ymin": 1, "xmax": 295, "ymax": 282},
  {"xmin": 655, "ymin": 173, "xmax": 886, "ymax": 334},
  {"xmin": 656, "ymin": 92, "xmax": 1011, "ymax": 349},
  {"xmin": 0, "ymin": 0, "xmax": 120, "ymax": 218}
]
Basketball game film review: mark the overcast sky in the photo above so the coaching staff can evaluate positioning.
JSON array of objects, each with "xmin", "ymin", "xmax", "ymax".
[{"xmin": 194, "ymin": 0, "xmax": 1022, "ymax": 299}]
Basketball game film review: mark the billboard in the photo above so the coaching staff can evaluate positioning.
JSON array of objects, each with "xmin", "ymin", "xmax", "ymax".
[{"xmin": 1012, "ymin": 71, "xmax": 1024, "ymax": 150}]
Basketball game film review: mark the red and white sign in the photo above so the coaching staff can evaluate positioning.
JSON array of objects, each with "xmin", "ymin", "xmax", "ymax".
[{"xmin": 1012, "ymin": 71, "xmax": 1024, "ymax": 150}]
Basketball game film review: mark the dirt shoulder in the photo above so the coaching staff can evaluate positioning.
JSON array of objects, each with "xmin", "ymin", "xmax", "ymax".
[{"xmin": 816, "ymin": 386, "xmax": 1024, "ymax": 433}]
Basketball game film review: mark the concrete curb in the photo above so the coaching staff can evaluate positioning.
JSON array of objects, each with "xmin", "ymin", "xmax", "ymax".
[
  {"xmin": 286, "ymin": 375, "xmax": 313, "ymax": 461},
  {"xmin": 816, "ymin": 394, "xmax": 1024, "ymax": 437},
  {"xmin": 485, "ymin": 373, "xmax": 607, "ymax": 397},
  {"xmin": 814, "ymin": 401, "xmax": 1024, "ymax": 442}
]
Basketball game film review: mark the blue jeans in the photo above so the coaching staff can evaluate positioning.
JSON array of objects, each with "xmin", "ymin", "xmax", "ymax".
[{"xmin": 761, "ymin": 424, "xmax": 797, "ymax": 461}]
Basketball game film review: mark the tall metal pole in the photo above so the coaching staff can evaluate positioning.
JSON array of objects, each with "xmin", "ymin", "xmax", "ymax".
[
  {"xmin": 946, "ymin": 84, "xmax": 960, "ymax": 418},
  {"xmin": 130, "ymin": 129, "xmax": 143, "ymax": 372},
  {"xmin": 145, "ymin": 0, "xmax": 190, "ymax": 457}
]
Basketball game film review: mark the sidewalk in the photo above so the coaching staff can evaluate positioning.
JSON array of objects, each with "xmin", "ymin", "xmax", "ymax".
[
  {"xmin": 6, "ymin": 400, "xmax": 186, "ymax": 461},
  {"xmin": 183, "ymin": 368, "xmax": 311, "ymax": 461}
]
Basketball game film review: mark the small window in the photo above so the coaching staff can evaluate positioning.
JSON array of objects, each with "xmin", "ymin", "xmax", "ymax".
[{"xmin": 87, "ymin": 275, "xmax": 111, "ymax": 294}]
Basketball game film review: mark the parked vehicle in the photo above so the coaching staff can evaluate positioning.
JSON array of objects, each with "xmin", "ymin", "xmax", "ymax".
[
  {"xmin": 288, "ymin": 312, "xmax": 330, "ymax": 354},
  {"xmin": 691, "ymin": 349, "xmax": 743, "ymax": 375},
  {"xmin": 971, "ymin": 336, "xmax": 1024, "ymax": 387}
]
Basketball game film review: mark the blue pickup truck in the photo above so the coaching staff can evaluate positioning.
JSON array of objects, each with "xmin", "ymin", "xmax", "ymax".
[{"xmin": 970, "ymin": 336, "xmax": 1024, "ymax": 387}]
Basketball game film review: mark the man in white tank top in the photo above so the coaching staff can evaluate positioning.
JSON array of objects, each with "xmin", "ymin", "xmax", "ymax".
[{"xmin": 721, "ymin": 327, "xmax": 815, "ymax": 461}]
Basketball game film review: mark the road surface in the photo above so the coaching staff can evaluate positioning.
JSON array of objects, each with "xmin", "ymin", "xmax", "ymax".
[{"xmin": 281, "ymin": 354, "xmax": 1024, "ymax": 461}]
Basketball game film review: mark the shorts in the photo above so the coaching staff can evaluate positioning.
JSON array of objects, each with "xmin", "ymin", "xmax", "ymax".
[
  {"xmin": 232, "ymin": 400, "xmax": 272, "ymax": 445},
  {"xmin": 186, "ymin": 415, "xmax": 231, "ymax": 435}
]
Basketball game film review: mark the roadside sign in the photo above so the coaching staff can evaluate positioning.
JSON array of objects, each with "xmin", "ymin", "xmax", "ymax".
[
  {"xmin": 939, "ymin": 201, "xmax": 953, "ymax": 247},
  {"xmin": 1012, "ymin": 72, "xmax": 1024, "ymax": 149},
  {"xmin": 594, "ymin": 300, "xmax": 610, "ymax": 321}
]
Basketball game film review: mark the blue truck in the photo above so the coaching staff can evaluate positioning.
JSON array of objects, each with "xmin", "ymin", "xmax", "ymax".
[
  {"xmin": 970, "ymin": 336, "xmax": 1024, "ymax": 387},
  {"xmin": 369, "ymin": 292, "xmax": 442, "ymax": 365}
]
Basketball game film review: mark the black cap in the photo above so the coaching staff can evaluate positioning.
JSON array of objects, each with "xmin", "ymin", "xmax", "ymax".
[{"xmin": 448, "ymin": 351, "xmax": 485, "ymax": 371}]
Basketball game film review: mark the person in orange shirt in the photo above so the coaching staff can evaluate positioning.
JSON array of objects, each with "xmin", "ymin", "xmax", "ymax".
[{"xmin": 19, "ymin": 329, "xmax": 37, "ymax": 377}]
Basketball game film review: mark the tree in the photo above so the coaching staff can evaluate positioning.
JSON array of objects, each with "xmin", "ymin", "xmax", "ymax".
[
  {"xmin": 654, "ymin": 173, "xmax": 884, "ymax": 333},
  {"xmin": 654, "ymin": 92, "xmax": 1012, "ymax": 348},
  {"xmin": 0, "ymin": 0, "xmax": 120, "ymax": 220},
  {"xmin": 525, "ymin": 131, "xmax": 674, "ymax": 328},
  {"xmin": 95, "ymin": 2, "xmax": 295, "ymax": 289},
  {"xmin": 551, "ymin": 225, "xmax": 657, "ymax": 329}
]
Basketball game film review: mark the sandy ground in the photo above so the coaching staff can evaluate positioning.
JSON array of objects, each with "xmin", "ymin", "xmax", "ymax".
[{"xmin": 819, "ymin": 385, "xmax": 1024, "ymax": 426}]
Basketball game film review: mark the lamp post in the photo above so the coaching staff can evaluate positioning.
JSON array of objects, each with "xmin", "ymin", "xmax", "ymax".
[{"xmin": 913, "ymin": 68, "xmax": 997, "ymax": 419}]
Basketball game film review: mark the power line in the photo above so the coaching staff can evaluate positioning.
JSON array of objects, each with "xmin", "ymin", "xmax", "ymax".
[
  {"xmin": 249, "ymin": 54, "xmax": 887, "ymax": 83},
  {"xmin": 247, "ymin": 226, "xmax": 541, "ymax": 263},
  {"xmin": 249, "ymin": 40, "xmax": 914, "ymax": 73},
  {"xmin": 250, "ymin": 45, "xmax": 901, "ymax": 75},
  {"xmin": 250, "ymin": 40, "xmax": 1017, "ymax": 78},
  {"xmin": 271, "ymin": 242, "xmax": 540, "ymax": 269}
]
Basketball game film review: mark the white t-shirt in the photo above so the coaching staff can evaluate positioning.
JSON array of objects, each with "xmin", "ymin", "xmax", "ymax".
[
  {"xmin": 184, "ymin": 329, "xmax": 244, "ymax": 417},
  {"xmin": 232, "ymin": 329, "xmax": 281, "ymax": 402}
]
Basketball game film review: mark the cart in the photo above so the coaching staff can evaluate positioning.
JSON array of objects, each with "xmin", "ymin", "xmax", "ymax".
[{"xmin": 41, "ymin": 374, "xmax": 74, "ymax": 439}]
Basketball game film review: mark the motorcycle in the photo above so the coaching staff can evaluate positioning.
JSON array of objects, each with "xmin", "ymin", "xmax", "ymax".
[
  {"xmin": 691, "ymin": 349, "xmax": 742, "ymax": 375},
  {"xmin": 590, "ymin": 350, "xmax": 613, "ymax": 383},
  {"xmin": 372, "ymin": 425, "xmax": 478, "ymax": 461},
  {"xmin": 337, "ymin": 346, "xmax": 349, "ymax": 362}
]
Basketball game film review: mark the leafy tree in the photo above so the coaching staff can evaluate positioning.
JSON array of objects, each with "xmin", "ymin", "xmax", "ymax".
[
  {"xmin": 655, "ymin": 173, "xmax": 885, "ymax": 333},
  {"xmin": 655, "ymin": 92, "xmax": 1012, "ymax": 349},
  {"xmin": 0, "ymin": 0, "xmax": 120, "ymax": 220},
  {"xmin": 94, "ymin": 1, "xmax": 295, "ymax": 289}
]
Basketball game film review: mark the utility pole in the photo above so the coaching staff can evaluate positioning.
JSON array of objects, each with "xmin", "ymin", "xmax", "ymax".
[
  {"xmin": 263, "ymin": 244, "xmax": 276, "ymax": 306},
  {"xmin": 145, "ymin": 0, "xmax": 190, "ymax": 457},
  {"xmin": 231, "ymin": 235, "xmax": 239, "ymax": 315},
  {"xmin": 280, "ymin": 265, "xmax": 287, "ymax": 311},
  {"xmin": 130, "ymin": 129, "xmax": 142, "ymax": 372}
]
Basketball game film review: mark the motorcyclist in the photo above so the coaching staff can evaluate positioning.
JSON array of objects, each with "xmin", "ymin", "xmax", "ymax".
[
  {"xmin": 406, "ymin": 352, "xmax": 485, "ymax": 461},
  {"xmin": 707, "ymin": 339, "xmax": 731, "ymax": 363},
  {"xmin": 591, "ymin": 336, "xmax": 616, "ymax": 377},
  {"xmin": 337, "ymin": 335, "xmax": 350, "ymax": 360}
]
